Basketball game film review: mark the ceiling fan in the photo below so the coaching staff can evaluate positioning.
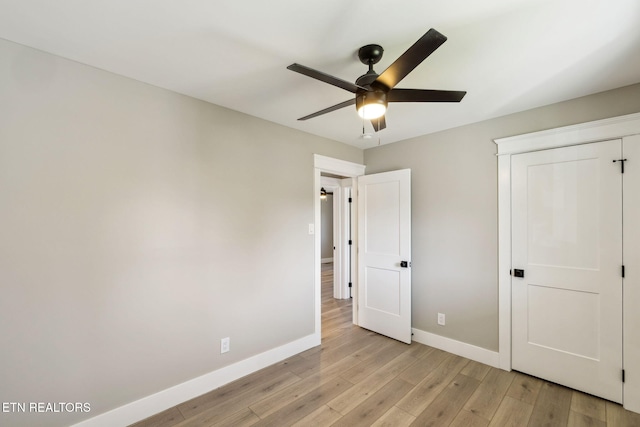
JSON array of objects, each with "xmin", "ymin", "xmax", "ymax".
[{"xmin": 287, "ymin": 28, "xmax": 466, "ymax": 132}]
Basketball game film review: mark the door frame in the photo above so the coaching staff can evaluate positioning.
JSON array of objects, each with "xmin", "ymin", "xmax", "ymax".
[
  {"xmin": 494, "ymin": 112, "xmax": 640, "ymax": 412},
  {"xmin": 314, "ymin": 155, "xmax": 365, "ymax": 340},
  {"xmin": 339, "ymin": 178, "xmax": 354, "ymax": 301},
  {"xmin": 319, "ymin": 176, "xmax": 353, "ymax": 300},
  {"xmin": 320, "ymin": 177, "xmax": 341, "ymax": 295}
]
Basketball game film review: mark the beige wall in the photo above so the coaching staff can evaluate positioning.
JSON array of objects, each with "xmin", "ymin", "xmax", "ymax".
[
  {"xmin": 364, "ymin": 83, "xmax": 640, "ymax": 352},
  {"xmin": 0, "ymin": 39, "xmax": 362, "ymax": 426}
]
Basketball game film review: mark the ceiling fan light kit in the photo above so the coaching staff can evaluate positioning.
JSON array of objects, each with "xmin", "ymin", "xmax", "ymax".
[
  {"xmin": 357, "ymin": 90, "xmax": 387, "ymax": 119},
  {"xmin": 287, "ymin": 28, "xmax": 466, "ymax": 133}
]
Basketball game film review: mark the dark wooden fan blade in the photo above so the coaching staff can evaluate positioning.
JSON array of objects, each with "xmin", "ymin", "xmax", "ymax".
[
  {"xmin": 288, "ymin": 63, "xmax": 367, "ymax": 93},
  {"xmin": 371, "ymin": 115, "xmax": 386, "ymax": 132},
  {"xmin": 298, "ymin": 98, "xmax": 356, "ymax": 121},
  {"xmin": 375, "ymin": 29, "xmax": 447, "ymax": 90},
  {"xmin": 388, "ymin": 88, "xmax": 466, "ymax": 103}
]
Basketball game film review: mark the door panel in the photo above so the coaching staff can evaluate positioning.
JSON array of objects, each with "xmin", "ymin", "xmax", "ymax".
[
  {"xmin": 527, "ymin": 284, "xmax": 600, "ymax": 359},
  {"xmin": 526, "ymin": 157, "xmax": 600, "ymax": 270},
  {"xmin": 365, "ymin": 267, "xmax": 401, "ymax": 315},
  {"xmin": 364, "ymin": 180, "xmax": 401, "ymax": 255},
  {"xmin": 358, "ymin": 169, "xmax": 411, "ymax": 344},
  {"xmin": 512, "ymin": 140, "xmax": 622, "ymax": 403}
]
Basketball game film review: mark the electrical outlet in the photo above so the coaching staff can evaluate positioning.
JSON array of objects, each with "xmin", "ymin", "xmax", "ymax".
[
  {"xmin": 437, "ymin": 313, "xmax": 445, "ymax": 326},
  {"xmin": 221, "ymin": 337, "xmax": 230, "ymax": 354}
]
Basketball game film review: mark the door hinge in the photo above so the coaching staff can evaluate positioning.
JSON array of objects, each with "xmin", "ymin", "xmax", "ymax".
[
  {"xmin": 613, "ymin": 158, "xmax": 627, "ymax": 173},
  {"xmin": 622, "ymin": 265, "xmax": 625, "ymax": 278},
  {"xmin": 623, "ymin": 369, "xmax": 626, "ymax": 383},
  {"xmin": 509, "ymin": 269, "xmax": 512, "ymax": 276},
  {"xmin": 348, "ymin": 239, "xmax": 352, "ymax": 245},
  {"xmin": 348, "ymin": 282, "xmax": 352, "ymax": 288},
  {"xmin": 348, "ymin": 197, "xmax": 352, "ymax": 203}
]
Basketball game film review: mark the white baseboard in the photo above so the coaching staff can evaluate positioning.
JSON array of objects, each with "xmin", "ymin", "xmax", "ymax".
[
  {"xmin": 321, "ymin": 257, "xmax": 334, "ymax": 264},
  {"xmin": 72, "ymin": 333, "xmax": 320, "ymax": 427},
  {"xmin": 412, "ymin": 328, "xmax": 500, "ymax": 369}
]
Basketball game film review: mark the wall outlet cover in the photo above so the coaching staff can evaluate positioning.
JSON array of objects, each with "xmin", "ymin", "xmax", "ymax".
[{"xmin": 221, "ymin": 337, "xmax": 230, "ymax": 354}]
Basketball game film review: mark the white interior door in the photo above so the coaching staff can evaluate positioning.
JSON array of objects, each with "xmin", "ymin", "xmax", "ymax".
[
  {"xmin": 511, "ymin": 140, "xmax": 623, "ymax": 402},
  {"xmin": 357, "ymin": 169, "xmax": 411, "ymax": 344}
]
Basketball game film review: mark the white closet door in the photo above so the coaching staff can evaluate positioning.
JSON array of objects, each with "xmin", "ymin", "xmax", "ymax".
[{"xmin": 511, "ymin": 139, "xmax": 623, "ymax": 402}]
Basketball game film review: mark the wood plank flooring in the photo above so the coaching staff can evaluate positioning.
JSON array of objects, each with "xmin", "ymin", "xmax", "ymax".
[{"xmin": 131, "ymin": 263, "xmax": 640, "ymax": 427}]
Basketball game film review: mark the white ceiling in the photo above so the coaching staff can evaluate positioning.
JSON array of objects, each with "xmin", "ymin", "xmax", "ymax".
[{"xmin": 2, "ymin": 0, "xmax": 640, "ymax": 148}]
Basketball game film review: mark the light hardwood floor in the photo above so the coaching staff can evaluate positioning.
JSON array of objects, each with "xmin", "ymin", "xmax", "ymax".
[{"xmin": 131, "ymin": 263, "xmax": 640, "ymax": 427}]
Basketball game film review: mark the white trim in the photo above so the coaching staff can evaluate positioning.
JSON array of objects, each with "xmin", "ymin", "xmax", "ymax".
[
  {"xmin": 320, "ymin": 176, "xmax": 342, "ymax": 187},
  {"xmin": 331, "ymin": 186, "xmax": 343, "ymax": 299},
  {"xmin": 314, "ymin": 154, "xmax": 366, "ymax": 177},
  {"xmin": 497, "ymin": 154, "xmax": 512, "ymax": 371},
  {"xmin": 339, "ymin": 179, "xmax": 354, "ymax": 302},
  {"xmin": 412, "ymin": 328, "xmax": 500, "ymax": 369},
  {"xmin": 495, "ymin": 112, "xmax": 640, "ymax": 155},
  {"xmin": 623, "ymin": 134, "xmax": 640, "ymax": 413},
  {"xmin": 71, "ymin": 334, "xmax": 319, "ymax": 427},
  {"xmin": 494, "ymin": 113, "xmax": 640, "ymax": 414},
  {"xmin": 314, "ymin": 167, "xmax": 323, "ymax": 337}
]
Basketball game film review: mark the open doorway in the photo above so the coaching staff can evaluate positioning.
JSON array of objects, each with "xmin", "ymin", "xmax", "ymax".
[
  {"xmin": 320, "ymin": 174, "xmax": 354, "ymax": 339},
  {"xmin": 320, "ymin": 175, "xmax": 353, "ymax": 300},
  {"xmin": 319, "ymin": 181, "xmax": 335, "ymax": 265},
  {"xmin": 313, "ymin": 155, "xmax": 365, "ymax": 342}
]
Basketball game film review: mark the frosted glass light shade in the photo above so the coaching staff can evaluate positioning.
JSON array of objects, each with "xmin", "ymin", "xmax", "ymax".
[{"xmin": 357, "ymin": 103, "xmax": 386, "ymax": 119}]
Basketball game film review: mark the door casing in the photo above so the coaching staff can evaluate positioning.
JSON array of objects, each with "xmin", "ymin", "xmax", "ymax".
[
  {"xmin": 495, "ymin": 112, "xmax": 640, "ymax": 413},
  {"xmin": 319, "ymin": 176, "xmax": 345, "ymax": 298}
]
